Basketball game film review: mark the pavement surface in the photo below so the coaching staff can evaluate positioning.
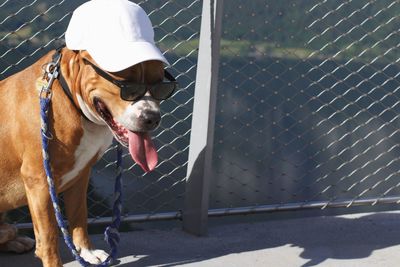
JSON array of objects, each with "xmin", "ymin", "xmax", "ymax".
[{"xmin": 1, "ymin": 211, "xmax": 400, "ymax": 267}]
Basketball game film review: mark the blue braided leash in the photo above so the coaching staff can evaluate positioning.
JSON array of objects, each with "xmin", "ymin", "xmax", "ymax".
[{"xmin": 39, "ymin": 55, "xmax": 122, "ymax": 266}]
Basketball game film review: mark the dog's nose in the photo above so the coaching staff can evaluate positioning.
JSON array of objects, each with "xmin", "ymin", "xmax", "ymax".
[{"xmin": 139, "ymin": 110, "xmax": 161, "ymax": 131}]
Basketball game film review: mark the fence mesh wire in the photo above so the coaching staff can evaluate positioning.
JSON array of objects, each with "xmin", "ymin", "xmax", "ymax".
[
  {"xmin": 2, "ymin": 0, "xmax": 400, "ymax": 225},
  {"xmin": 210, "ymin": 0, "xmax": 400, "ymax": 210},
  {"xmin": 0, "ymin": 0, "xmax": 200, "ymax": 224}
]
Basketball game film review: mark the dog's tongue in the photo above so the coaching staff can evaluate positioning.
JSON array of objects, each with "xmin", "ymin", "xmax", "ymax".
[{"xmin": 128, "ymin": 131, "xmax": 158, "ymax": 172}]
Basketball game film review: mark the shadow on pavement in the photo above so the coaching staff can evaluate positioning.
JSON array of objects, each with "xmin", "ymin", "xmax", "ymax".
[{"xmin": 1, "ymin": 211, "xmax": 400, "ymax": 266}]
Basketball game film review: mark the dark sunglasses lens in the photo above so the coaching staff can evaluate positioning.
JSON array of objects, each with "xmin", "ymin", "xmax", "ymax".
[
  {"xmin": 150, "ymin": 83, "xmax": 177, "ymax": 100},
  {"xmin": 120, "ymin": 84, "xmax": 147, "ymax": 101}
]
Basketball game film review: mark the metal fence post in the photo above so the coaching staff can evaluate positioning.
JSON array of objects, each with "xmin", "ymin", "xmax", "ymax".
[{"xmin": 182, "ymin": 0, "xmax": 223, "ymax": 236}]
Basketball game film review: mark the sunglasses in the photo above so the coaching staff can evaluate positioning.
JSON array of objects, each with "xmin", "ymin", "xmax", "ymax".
[{"xmin": 83, "ymin": 58, "xmax": 178, "ymax": 101}]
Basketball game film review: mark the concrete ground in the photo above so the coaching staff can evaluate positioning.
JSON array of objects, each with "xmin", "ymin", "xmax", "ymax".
[{"xmin": 1, "ymin": 211, "xmax": 400, "ymax": 267}]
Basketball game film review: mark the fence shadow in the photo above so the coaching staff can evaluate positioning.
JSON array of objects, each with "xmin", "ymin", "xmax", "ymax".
[
  {"xmin": 1, "ymin": 211, "xmax": 399, "ymax": 266},
  {"xmin": 89, "ymin": 211, "xmax": 400, "ymax": 267}
]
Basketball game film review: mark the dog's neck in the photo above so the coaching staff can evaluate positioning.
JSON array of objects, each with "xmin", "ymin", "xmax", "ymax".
[{"xmin": 58, "ymin": 49, "xmax": 105, "ymax": 125}]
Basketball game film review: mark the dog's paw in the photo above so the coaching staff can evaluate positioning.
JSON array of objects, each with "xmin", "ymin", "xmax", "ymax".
[
  {"xmin": 0, "ymin": 223, "xmax": 17, "ymax": 243},
  {"xmin": 80, "ymin": 248, "xmax": 109, "ymax": 264},
  {"xmin": 0, "ymin": 236, "xmax": 35, "ymax": 253}
]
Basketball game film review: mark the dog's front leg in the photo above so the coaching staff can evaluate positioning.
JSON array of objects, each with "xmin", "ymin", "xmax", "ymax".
[
  {"xmin": 64, "ymin": 167, "xmax": 109, "ymax": 265},
  {"xmin": 22, "ymin": 176, "xmax": 62, "ymax": 267}
]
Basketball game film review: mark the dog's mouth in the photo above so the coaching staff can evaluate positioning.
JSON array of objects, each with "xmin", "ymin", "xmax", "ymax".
[{"xmin": 93, "ymin": 97, "xmax": 158, "ymax": 172}]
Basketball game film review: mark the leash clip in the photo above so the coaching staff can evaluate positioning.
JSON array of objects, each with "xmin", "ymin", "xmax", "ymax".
[{"xmin": 40, "ymin": 56, "xmax": 61, "ymax": 99}]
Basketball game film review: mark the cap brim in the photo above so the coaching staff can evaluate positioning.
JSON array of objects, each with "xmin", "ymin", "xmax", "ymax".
[{"xmin": 87, "ymin": 41, "xmax": 169, "ymax": 72}]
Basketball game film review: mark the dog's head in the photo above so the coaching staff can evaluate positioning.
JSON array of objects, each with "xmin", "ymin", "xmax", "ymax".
[{"xmin": 72, "ymin": 50, "xmax": 175, "ymax": 172}]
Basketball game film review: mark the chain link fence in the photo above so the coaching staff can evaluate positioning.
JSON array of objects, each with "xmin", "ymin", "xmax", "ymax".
[
  {"xmin": 210, "ymin": 0, "xmax": 400, "ymax": 211},
  {"xmin": 1, "ymin": 0, "xmax": 400, "ymax": 227}
]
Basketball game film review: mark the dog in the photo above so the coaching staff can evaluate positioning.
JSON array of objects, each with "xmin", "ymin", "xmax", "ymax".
[{"xmin": 0, "ymin": 46, "xmax": 171, "ymax": 266}]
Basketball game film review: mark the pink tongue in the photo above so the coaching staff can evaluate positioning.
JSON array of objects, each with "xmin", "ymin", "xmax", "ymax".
[{"xmin": 128, "ymin": 131, "xmax": 158, "ymax": 172}]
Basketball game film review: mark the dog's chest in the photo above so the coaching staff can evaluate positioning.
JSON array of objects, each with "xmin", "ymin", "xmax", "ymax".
[{"xmin": 60, "ymin": 120, "xmax": 113, "ymax": 188}]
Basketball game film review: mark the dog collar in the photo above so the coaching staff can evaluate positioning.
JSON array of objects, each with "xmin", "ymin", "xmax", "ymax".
[{"xmin": 50, "ymin": 45, "xmax": 91, "ymax": 122}]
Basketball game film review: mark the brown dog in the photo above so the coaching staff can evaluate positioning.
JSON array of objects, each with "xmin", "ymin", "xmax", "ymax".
[{"xmin": 0, "ymin": 47, "xmax": 167, "ymax": 266}]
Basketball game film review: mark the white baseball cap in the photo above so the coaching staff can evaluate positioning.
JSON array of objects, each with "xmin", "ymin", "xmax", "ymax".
[{"xmin": 65, "ymin": 0, "xmax": 168, "ymax": 72}]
